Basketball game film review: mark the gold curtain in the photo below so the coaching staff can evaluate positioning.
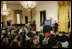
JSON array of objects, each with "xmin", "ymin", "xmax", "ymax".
[
  {"xmin": 14, "ymin": 10, "xmax": 17, "ymax": 24},
  {"xmin": 64, "ymin": 2, "xmax": 68, "ymax": 32},
  {"xmin": 68, "ymin": 1, "xmax": 71, "ymax": 32},
  {"xmin": 58, "ymin": 1, "xmax": 68, "ymax": 32},
  {"xmin": 19, "ymin": 10, "xmax": 23, "ymax": 24},
  {"xmin": 2, "ymin": 15, "xmax": 6, "ymax": 26},
  {"xmin": 14, "ymin": 10, "xmax": 22, "ymax": 24},
  {"xmin": 58, "ymin": 4, "xmax": 63, "ymax": 31}
]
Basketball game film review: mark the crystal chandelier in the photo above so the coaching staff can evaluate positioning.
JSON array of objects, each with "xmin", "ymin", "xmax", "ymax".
[
  {"xmin": 19, "ymin": 1, "xmax": 37, "ymax": 11},
  {"xmin": 1, "ymin": 2, "xmax": 10, "ymax": 16}
]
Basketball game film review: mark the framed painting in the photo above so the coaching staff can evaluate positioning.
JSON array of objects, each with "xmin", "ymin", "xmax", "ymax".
[{"xmin": 40, "ymin": 10, "xmax": 46, "ymax": 26}]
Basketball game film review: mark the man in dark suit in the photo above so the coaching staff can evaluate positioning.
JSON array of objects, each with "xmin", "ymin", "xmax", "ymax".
[
  {"xmin": 54, "ymin": 21, "xmax": 58, "ymax": 33},
  {"xmin": 68, "ymin": 21, "xmax": 70, "ymax": 32}
]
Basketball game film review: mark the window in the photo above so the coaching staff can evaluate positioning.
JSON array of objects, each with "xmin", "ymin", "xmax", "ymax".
[{"xmin": 17, "ymin": 14, "xmax": 20, "ymax": 24}]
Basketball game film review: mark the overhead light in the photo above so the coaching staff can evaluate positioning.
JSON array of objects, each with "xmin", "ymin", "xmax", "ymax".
[
  {"xmin": 19, "ymin": 1, "xmax": 37, "ymax": 11},
  {"xmin": 1, "ymin": 2, "xmax": 10, "ymax": 16}
]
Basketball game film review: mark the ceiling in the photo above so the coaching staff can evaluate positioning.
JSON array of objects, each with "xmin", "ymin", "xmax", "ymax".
[
  {"xmin": 1, "ymin": 1, "xmax": 48, "ymax": 5},
  {"xmin": 1, "ymin": 1, "xmax": 20, "ymax": 5}
]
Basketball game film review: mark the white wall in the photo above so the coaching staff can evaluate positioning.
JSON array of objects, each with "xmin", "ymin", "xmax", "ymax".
[{"xmin": 32, "ymin": 1, "xmax": 58, "ymax": 31}]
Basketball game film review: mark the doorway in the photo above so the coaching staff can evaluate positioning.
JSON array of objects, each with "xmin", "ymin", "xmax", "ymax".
[
  {"xmin": 25, "ymin": 16, "xmax": 28, "ymax": 24},
  {"xmin": 6, "ymin": 20, "xmax": 11, "ymax": 26}
]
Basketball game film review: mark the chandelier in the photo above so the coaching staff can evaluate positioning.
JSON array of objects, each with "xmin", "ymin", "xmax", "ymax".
[
  {"xmin": 1, "ymin": 2, "xmax": 10, "ymax": 16},
  {"xmin": 19, "ymin": 1, "xmax": 37, "ymax": 11}
]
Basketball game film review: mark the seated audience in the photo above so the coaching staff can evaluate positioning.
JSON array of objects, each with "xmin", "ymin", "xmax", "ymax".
[
  {"xmin": 1, "ymin": 24, "xmax": 70, "ymax": 48},
  {"xmin": 47, "ymin": 34, "xmax": 58, "ymax": 48},
  {"xmin": 42, "ymin": 33, "xmax": 49, "ymax": 48}
]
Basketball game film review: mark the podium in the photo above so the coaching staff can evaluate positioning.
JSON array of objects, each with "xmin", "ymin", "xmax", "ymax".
[
  {"xmin": 43, "ymin": 20, "xmax": 51, "ymax": 33},
  {"xmin": 43, "ymin": 26, "xmax": 51, "ymax": 33}
]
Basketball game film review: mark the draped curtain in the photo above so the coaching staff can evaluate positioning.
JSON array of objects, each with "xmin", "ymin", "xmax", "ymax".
[
  {"xmin": 68, "ymin": 1, "xmax": 71, "ymax": 32},
  {"xmin": 19, "ymin": 10, "xmax": 23, "ymax": 24},
  {"xmin": 58, "ymin": 1, "xmax": 69, "ymax": 32},
  {"xmin": 14, "ymin": 10, "xmax": 22, "ymax": 24},
  {"xmin": 64, "ymin": 2, "xmax": 68, "ymax": 32},
  {"xmin": 2, "ymin": 15, "xmax": 6, "ymax": 26},
  {"xmin": 14, "ymin": 10, "xmax": 17, "ymax": 24}
]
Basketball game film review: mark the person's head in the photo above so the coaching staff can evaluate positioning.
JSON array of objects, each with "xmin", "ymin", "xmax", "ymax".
[
  {"xmin": 2, "ymin": 30, "xmax": 6, "ymax": 34},
  {"xmin": 34, "ymin": 38, "xmax": 39, "ymax": 45},
  {"xmin": 2, "ymin": 38, "xmax": 9, "ymax": 48},
  {"xmin": 56, "ymin": 41, "xmax": 62, "ymax": 48},
  {"xmin": 55, "ymin": 20, "xmax": 57, "ymax": 23},
  {"xmin": 8, "ymin": 34, "xmax": 11, "ymax": 39},
  {"xmin": 45, "ymin": 33, "xmax": 49, "ymax": 38},
  {"xmin": 62, "ymin": 31, "xmax": 66, "ymax": 36},
  {"xmin": 10, "ymin": 41, "xmax": 19, "ymax": 48},
  {"xmin": 15, "ymin": 35, "xmax": 21, "ymax": 41},
  {"xmin": 56, "ymin": 32, "xmax": 59, "ymax": 35},
  {"xmin": 50, "ymin": 34, "xmax": 56, "ymax": 39},
  {"xmin": 2, "ymin": 38, "xmax": 8, "ymax": 44},
  {"xmin": 11, "ymin": 30, "xmax": 14, "ymax": 34},
  {"xmin": 11, "ymin": 33, "xmax": 16, "ymax": 40},
  {"xmin": 52, "ymin": 27, "xmax": 57, "ymax": 33},
  {"xmin": 34, "ymin": 35, "xmax": 38, "ymax": 39}
]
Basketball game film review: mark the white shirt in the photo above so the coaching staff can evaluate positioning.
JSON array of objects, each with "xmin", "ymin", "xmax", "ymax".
[{"xmin": 62, "ymin": 41, "xmax": 69, "ymax": 48}]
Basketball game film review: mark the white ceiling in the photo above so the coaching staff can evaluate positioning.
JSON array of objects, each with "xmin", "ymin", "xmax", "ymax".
[
  {"xmin": 1, "ymin": 1, "xmax": 20, "ymax": 5},
  {"xmin": 1, "ymin": 1, "xmax": 49, "ymax": 5}
]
